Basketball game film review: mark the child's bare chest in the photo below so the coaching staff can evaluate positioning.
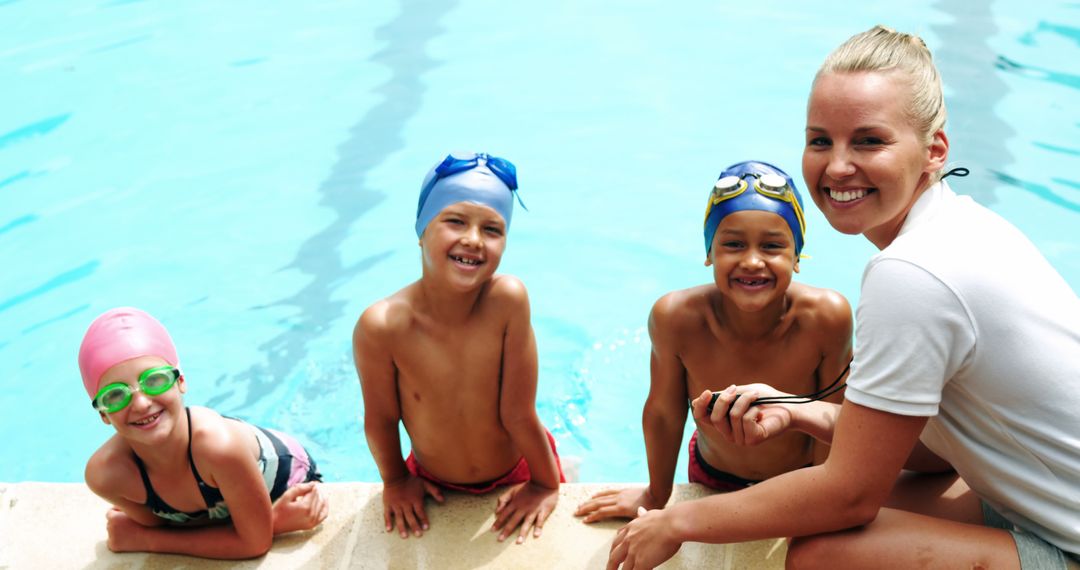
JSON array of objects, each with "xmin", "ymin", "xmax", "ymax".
[
  {"xmin": 395, "ymin": 320, "xmax": 506, "ymax": 404},
  {"xmin": 680, "ymin": 336, "xmax": 822, "ymax": 396}
]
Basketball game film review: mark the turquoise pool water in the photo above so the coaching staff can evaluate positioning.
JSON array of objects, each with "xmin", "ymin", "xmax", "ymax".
[{"xmin": 1, "ymin": 1, "xmax": 1077, "ymax": 483}]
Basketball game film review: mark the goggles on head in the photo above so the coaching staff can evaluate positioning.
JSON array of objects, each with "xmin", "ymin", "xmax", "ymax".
[
  {"xmin": 91, "ymin": 365, "xmax": 180, "ymax": 414},
  {"xmin": 417, "ymin": 152, "xmax": 524, "ymax": 213},
  {"xmin": 702, "ymin": 160, "xmax": 807, "ymax": 257},
  {"xmin": 704, "ymin": 171, "xmax": 807, "ymax": 238}
]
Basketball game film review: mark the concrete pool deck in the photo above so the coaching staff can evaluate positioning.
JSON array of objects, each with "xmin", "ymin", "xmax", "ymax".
[{"xmin": 0, "ymin": 482, "xmax": 786, "ymax": 569}]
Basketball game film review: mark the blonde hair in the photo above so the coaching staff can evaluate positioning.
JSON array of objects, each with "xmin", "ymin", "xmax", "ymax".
[{"xmin": 814, "ymin": 25, "xmax": 946, "ymax": 146}]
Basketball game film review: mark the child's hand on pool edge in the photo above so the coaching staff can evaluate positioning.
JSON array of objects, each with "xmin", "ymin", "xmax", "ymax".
[
  {"xmin": 492, "ymin": 481, "xmax": 558, "ymax": 544},
  {"xmin": 382, "ymin": 474, "xmax": 445, "ymax": 538},
  {"xmin": 575, "ymin": 487, "xmax": 665, "ymax": 523},
  {"xmin": 272, "ymin": 482, "xmax": 329, "ymax": 534}
]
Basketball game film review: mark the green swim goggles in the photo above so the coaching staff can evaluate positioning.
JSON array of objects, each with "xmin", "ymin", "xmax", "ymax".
[{"xmin": 91, "ymin": 366, "xmax": 181, "ymax": 413}]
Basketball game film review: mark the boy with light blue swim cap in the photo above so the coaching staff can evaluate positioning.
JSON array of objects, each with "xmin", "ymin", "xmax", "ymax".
[
  {"xmin": 355, "ymin": 151, "xmax": 565, "ymax": 544},
  {"xmin": 415, "ymin": 152, "xmax": 524, "ymax": 237},
  {"xmin": 577, "ymin": 159, "xmax": 852, "ymax": 524},
  {"xmin": 703, "ymin": 160, "xmax": 807, "ymax": 258}
]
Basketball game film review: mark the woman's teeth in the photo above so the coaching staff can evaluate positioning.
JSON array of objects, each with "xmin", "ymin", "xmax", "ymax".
[{"xmin": 829, "ymin": 188, "xmax": 869, "ymax": 202}]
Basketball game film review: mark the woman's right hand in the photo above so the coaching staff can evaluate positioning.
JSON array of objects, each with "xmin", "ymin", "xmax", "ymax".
[
  {"xmin": 574, "ymin": 487, "xmax": 665, "ymax": 523},
  {"xmin": 381, "ymin": 474, "xmax": 444, "ymax": 538},
  {"xmin": 691, "ymin": 384, "xmax": 795, "ymax": 446}
]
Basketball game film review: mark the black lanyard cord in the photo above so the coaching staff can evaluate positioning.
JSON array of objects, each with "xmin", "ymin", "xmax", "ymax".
[{"xmin": 705, "ymin": 360, "xmax": 852, "ymax": 416}]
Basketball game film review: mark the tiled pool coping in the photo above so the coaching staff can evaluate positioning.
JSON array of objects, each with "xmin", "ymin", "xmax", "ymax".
[{"xmin": 0, "ymin": 482, "xmax": 786, "ymax": 569}]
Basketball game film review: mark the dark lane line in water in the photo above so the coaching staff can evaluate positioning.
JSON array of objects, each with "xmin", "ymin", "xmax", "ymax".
[
  {"xmin": 212, "ymin": 1, "xmax": 456, "ymax": 410},
  {"xmin": 933, "ymin": 0, "xmax": 1013, "ymax": 206}
]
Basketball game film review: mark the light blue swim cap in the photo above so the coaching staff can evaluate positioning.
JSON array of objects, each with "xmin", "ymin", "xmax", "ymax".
[
  {"xmin": 703, "ymin": 160, "xmax": 806, "ymax": 256},
  {"xmin": 414, "ymin": 152, "xmax": 521, "ymax": 237}
]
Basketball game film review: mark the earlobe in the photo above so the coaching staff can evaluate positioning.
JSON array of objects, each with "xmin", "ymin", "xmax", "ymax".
[
  {"xmin": 704, "ymin": 257, "xmax": 712, "ymax": 267},
  {"xmin": 794, "ymin": 257, "xmax": 801, "ymax": 273},
  {"xmin": 99, "ymin": 412, "xmax": 111, "ymax": 426}
]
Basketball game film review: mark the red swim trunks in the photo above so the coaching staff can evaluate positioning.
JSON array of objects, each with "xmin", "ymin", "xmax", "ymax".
[
  {"xmin": 405, "ymin": 430, "xmax": 566, "ymax": 494},
  {"xmin": 687, "ymin": 431, "xmax": 760, "ymax": 492}
]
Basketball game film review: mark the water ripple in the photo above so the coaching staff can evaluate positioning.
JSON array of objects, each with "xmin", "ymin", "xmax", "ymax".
[
  {"xmin": 21, "ymin": 303, "xmax": 90, "ymax": 334},
  {"xmin": 1019, "ymin": 21, "xmax": 1080, "ymax": 47},
  {"xmin": 1034, "ymin": 142, "xmax": 1080, "ymax": 157},
  {"xmin": 0, "ymin": 214, "xmax": 36, "ymax": 236},
  {"xmin": 0, "ymin": 113, "xmax": 71, "ymax": 150},
  {"xmin": 0, "ymin": 170, "xmax": 32, "ymax": 190},
  {"xmin": 0, "ymin": 261, "xmax": 99, "ymax": 314},
  {"xmin": 992, "ymin": 170, "xmax": 1080, "ymax": 214},
  {"xmin": 995, "ymin": 55, "xmax": 1080, "ymax": 91}
]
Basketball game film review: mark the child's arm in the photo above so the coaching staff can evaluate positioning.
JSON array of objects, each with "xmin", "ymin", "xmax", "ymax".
[
  {"xmin": 353, "ymin": 304, "xmax": 444, "ymax": 538},
  {"xmin": 96, "ymin": 428, "xmax": 278, "ymax": 559},
  {"xmin": 85, "ymin": 445, "xmax": 167, "ymax": 528},
  {"xmin": 811, "ymin": 290, "xmax": 854, "ymax": 465},
  {"xmin": 576, "ymin": 295, "xmax": 687, "ymax": 522},
  {"xmin": 490, "ymin": 277, "xmax": 560, "ymax": 543}
]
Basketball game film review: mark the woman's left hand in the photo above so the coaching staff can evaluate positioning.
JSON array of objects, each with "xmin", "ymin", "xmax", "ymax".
[
  {"xmin": 691, "ymin": 383, "xmax": 795, "ymax": 446},
  {"xmin": 606, "ymin": 506, "xmax": 681, "ymax": 570},
  {"xmin": 492, "ymin": 481, "xmax": 558, "ymax": 543}
]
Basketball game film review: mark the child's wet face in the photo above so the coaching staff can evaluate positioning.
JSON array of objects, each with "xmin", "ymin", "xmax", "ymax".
[
  {"xmin": 95, "ymin": 355, "xmax": 185, "ymax": 439},
  {"xmin": 708, "ymin": 210, "xmax": 798, "ymax": 311},
  {"xmin": 419, "ymin": 201, "xmax": 507, "ymax": 290},
  {"xmin": 803, "ymin": 71, "xmax": 943, "ymax": 249}
]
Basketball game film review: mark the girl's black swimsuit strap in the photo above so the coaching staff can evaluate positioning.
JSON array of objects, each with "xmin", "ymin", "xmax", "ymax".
[{"xmin": 184, "ymin": 407, "xmax": 226, "ymax": 508}]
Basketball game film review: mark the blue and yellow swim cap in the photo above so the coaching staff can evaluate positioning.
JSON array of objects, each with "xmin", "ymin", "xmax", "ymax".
[
  {"xmin": 415, "ymin": 152, "xmax": 522, "ymax": 237},
  {"xmin": 703, "ymin": 160, "xmax": 806, "ymax": 256}
]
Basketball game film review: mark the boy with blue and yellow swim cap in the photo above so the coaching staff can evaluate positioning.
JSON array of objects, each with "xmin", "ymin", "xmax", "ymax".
[
  {"xmin": 354, "ymin": 152, "xmax": 564, "ymax": 544},
  {"xmin": 577, "ymin": 160, "xmax": 853, "ymax": 522}
]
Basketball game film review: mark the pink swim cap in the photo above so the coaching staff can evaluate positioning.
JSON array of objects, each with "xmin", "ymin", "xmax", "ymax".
[{"xmin": 78, "ymin": 307, "xmax": 179, "ymax": 397}]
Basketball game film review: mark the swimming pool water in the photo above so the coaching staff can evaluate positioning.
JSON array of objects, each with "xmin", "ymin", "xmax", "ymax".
[{"xmin": 1, "ymin": 1, "xmax": 1077, "ymax": 483}]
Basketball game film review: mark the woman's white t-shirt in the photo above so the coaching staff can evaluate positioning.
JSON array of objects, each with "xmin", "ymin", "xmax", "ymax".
[{"xmin": 844, "ymin": 181, "xmax": 1080, "ymax": 555}]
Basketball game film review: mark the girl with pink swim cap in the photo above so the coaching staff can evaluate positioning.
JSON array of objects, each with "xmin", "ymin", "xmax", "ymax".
[{"xmin": 80, "ymin": 307, "xmax": 328, "ymax": 559}]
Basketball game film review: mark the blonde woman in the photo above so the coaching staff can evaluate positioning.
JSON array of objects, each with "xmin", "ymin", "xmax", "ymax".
[{"xmin": 607, "ymin": 26, "xmax": 1080, "ymax": 570}]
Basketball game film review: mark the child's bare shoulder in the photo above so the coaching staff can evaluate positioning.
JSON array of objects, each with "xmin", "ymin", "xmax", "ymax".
[
  {"xmin": 356, "ymin": 284, "xmax": 420, "ymax": 341},
  {"xmin": 188, "ymin": 407, "xmax": 234, "ymax": 453},
  {"xmin": 85, "ymin": 436, "xmax": 136, "ymax": 497},
  {"xmin": 188, "ymin": 407, "xmax": 252, "ymax": 475},
  {"xmin": 787, "ymin": 282, "xmax": 852, "ymax": 330},
  {"xmin": 486, "ymin": 274, "xmax": 529, "ymax": 305},
  {"xmin": 650, "ymin": 284, "xmax": 715, "ymax": 329}
]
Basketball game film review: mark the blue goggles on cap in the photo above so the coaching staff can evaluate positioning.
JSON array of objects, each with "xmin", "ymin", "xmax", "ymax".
[
  {"xmin": 414, "ymin": 152, "xmax": 527, "ymax": 237},
  {"xmin": 416, "ymin": 153, "xmax": 524, "ymax": 215},
  {"xmin": 703, "ymin": 160, "xmax": 806, "ymax": 256}
]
